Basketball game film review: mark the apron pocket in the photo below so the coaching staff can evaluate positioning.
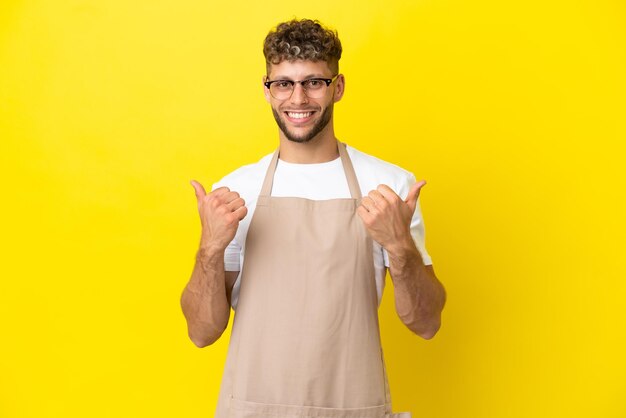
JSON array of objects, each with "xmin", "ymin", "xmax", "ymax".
[{"xmin": 230, "ymin": 397, "xmax": 388, "ymax": 418}]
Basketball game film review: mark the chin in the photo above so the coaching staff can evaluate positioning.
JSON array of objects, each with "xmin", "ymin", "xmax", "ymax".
[
  {"xmin": 284, "ymin": 132, "xmax": 316, "ymax": 143},
  {"xmin": 273, "ymin": 106, "xmax": 332, "ymax": 144}
]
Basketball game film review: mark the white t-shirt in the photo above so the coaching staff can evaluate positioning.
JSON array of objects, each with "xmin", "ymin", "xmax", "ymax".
[{"xmin": 212, "ymin": 144, "xmax": 432, "ymax": 310}]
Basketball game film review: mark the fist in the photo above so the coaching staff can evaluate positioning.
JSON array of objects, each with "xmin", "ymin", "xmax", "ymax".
[
  {"xmin": 356, "ymin": 181, "xmax": 426, "ymax": 252},
  {"xmin": 190, "ymin": 180, "xmax": 248, "ymax": 250}
]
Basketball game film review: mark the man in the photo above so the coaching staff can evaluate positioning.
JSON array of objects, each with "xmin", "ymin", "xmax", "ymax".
[{"xmin": 181, "ymin": 19, "xmax": 446, "ymax": 418}]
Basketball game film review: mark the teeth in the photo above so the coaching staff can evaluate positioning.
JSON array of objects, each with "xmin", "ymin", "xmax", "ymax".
[{"xmin": 287, "ymin": 112, "xmax": 312, "ymax": 119}]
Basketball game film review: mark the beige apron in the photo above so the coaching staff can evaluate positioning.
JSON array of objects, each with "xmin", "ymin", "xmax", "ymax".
[{"xmin": 215, "ymin": 142, "xmax": 411, "ymax": 418}]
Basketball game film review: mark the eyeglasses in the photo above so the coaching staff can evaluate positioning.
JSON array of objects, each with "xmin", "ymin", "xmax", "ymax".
[{"xmin": 264, "ymin": 75, "xmax": 339, "ymax": 100}]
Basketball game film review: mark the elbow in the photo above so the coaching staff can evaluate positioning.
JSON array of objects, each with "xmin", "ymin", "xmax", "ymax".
[
  {"xmin": 188, "ymin": 330, "xmax": 220, "ymax": 348},
  {"xmin": 404, "ymin": 316, "xmax": 441, "ymax": 340},
  {"xmin": 417, "ymin": 321, "xmax": 441, "ymax": 340},
  {"xmin": 187, "ymin": 322, "xmax": 226, "ymax": 348},
  {"xmin": 418, "ymin": 285, "xmax": 446, "ymax": 340},
  {"xmin": 190, "ymin": 337, "xmax": 212, "ymax": 348}
]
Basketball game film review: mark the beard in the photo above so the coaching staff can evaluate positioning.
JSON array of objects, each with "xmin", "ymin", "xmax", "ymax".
[{"xmin": 272, "ymin": 103, "xmax": 333, "ymax": 143}]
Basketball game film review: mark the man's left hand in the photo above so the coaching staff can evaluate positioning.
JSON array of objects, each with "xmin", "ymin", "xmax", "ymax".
[{"xmin": 357, "ymin": 180, "xmax": 426, "ymax": 254}]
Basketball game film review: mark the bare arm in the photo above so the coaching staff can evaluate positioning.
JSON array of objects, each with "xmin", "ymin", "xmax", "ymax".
[
  {"xmin": 180, "ymin": 245, "xmax": 239, "ymax": 347},
  {"xmin": 180, "ymin": 181, "xmax": 247, "ymax": 348},
  {"xmin": 386, "ymin": 240, "xmax": 446, "ymax": 339},
  {"xmin": 357, "ymin": 180, "xmax": 446, "ymax": 340}
]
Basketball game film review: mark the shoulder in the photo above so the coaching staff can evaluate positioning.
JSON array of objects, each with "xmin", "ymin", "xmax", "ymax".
[
  {"xmin": 211, "ymin": 152, "xmax": 274, "ymax": 198},
  {"xmin": 346, "ymin": 144, "xmax": 416, "ymax": 198}
]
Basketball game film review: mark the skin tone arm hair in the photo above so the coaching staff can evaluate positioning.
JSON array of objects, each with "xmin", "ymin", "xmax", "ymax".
[
  {"xmin": 357, "ymin": 181, "xmax": 447, "ymax": 339},
  {"xmin": 180, "ymin": 181, "xmax": 246, "ymax": 348}
]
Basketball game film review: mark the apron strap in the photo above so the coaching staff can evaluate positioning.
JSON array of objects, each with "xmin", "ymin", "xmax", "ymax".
[
  {"xmin": 337, "ymin": 141, "xmax": 362, "ymax": 200},
  {"xmin": 259, "ymin": 147, "xmax": 280, "ymax": 197},
  {"xmin": 259, "ymin": 141, "xmax": 362, "ymax": 199}
]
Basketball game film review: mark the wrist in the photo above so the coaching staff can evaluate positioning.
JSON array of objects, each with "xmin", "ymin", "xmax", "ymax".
[
  {"xmin": 385, "ymin": 234, "xmax": 418, "ymax": 259},
  {"xmin": 195, "ymin": 242, "xmax": 227, "ymax": 276},
  {"xmin": 199, "ymin": 233, "xmax": 228, "ymax": 255}
]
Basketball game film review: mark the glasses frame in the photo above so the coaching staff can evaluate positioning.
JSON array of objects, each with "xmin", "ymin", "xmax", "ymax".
[{"xmin": 264, "ymin": 74, "xmax": 339, "ymax": 99}]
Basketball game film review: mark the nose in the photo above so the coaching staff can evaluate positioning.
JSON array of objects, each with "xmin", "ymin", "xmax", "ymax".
[{"xmin": 289, "ymin": 82, "xmax": 308, "ymax": 105}]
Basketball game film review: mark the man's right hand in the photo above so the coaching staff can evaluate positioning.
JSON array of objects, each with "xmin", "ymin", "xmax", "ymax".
[{"xmin": 190, "ymin": 180, "xmax": 248, "ymax": 250}]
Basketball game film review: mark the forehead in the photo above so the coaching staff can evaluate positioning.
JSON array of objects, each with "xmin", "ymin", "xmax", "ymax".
[{"xmin": 267, "ymin": 60, "xmax": 333, "ymax": 79}]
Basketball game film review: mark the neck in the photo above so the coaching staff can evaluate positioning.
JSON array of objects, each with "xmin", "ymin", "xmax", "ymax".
[{"xmin": 277, "ymin": 123, "xmax": 340, "ymax": 164}]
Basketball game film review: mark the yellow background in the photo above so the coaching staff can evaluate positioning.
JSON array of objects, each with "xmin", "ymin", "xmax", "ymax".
[{"xmin": 1, "ymin": 1, "xmax": 625, "ymax": 417}]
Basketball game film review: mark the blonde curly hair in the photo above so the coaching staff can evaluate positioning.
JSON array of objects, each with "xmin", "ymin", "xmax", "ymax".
[{"xmin": 263, "ymin": 19, "xmax": 342, "ymax": 74}]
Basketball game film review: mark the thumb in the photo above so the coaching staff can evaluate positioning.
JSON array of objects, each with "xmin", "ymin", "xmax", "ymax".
[
  {"xmin": 405, "ymin": 180, "xmax": 426, "ymax": 213},
  {"xmin": 190, "ymin": 180, "xmax": 207, "ymax": 200}
]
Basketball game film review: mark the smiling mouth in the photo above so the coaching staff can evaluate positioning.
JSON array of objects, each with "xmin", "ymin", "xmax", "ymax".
[{"xmin": 284, "ymin": 111, "xmax": 316, "ymax": 122}]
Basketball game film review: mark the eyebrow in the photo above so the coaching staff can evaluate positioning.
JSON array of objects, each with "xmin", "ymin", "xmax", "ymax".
[{"xmin": 270, "ymin": 74, "xmax": 329, "ymax": 80}]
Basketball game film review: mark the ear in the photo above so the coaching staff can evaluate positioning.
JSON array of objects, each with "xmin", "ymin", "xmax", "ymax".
[
  {"xmin": 333, "ymin": 74, "xmax": 345, "ymax": 103},
  {"xmin": 262, "ymin": 75, "xmax": 271, "ymax": 103}
]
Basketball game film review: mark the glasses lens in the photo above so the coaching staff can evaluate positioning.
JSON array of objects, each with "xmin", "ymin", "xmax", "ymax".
[
  {"xmin": 302, "ymin": 78, "xmax": 326, "ymax": 99},
  {"xmin": 302, "ymin": 79, "xmax": 327, "ymax": 99},
  {"xmin": 270, "ymin": 81, "xmax": 293, "ymax": 100}
]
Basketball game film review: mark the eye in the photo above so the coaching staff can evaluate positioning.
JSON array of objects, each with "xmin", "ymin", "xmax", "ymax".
[
  {"xmin": 273, "ymin": 81, "xmax": 292, "ymax": 90},
  {"xmin": 305, "ymin": 79, "xmax": 323, "ymax": 89}
]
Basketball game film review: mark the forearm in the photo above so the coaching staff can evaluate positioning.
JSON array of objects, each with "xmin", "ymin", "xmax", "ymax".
[
  {"xmin": 180, "ymin": 243, "xmax": 231, "ymax": 347},
  {"xmin": 387, "ymin": 238, "xmax": 446, "ymax": 339}
]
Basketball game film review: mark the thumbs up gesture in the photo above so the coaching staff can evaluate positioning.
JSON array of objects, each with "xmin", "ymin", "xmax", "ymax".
[
  {"xmin": 190, "ymin": 180, "xmax": 248, "ymax": 250},
  {"xmin": 357, "ymin": 180, "xmax": 426, "ymax": 254}
]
